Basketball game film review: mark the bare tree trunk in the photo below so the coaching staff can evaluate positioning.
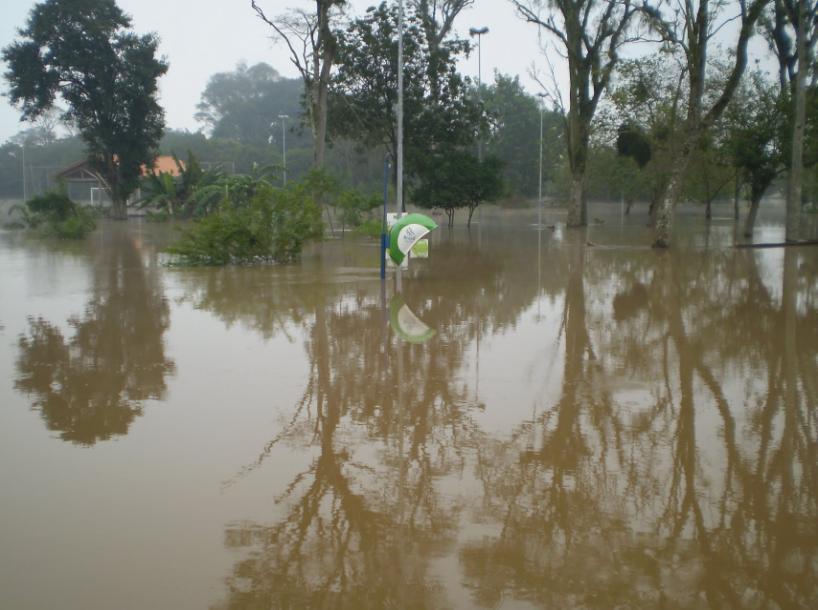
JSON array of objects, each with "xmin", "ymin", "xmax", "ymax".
[
  {"xmin": 786, "ymin": 0, "xmax": 808, "ymax": 242},
  {"xmin": 250, "ymin": 0, "xmax": 342, "ymax": 170},
  {"xmin": 567, "ymin": 175, "xmax": 586, "ymax": 227},
  {"xmin": 111, "ymin": 196, "xmax": 127, "ymax": 220},
  {"xmin": 313, "ymin": 0, "xmax": 335, "ymax": 168},
  {"xmin": 733, "ymin": 174, "xmax": 741, "ymax": 220},
  {"xmin": 467, "ymin": 204, "xmax": 477, "ymax": 227},
  {"xmin": 744, "ymin": 194, "xmax": 761, "ymax": 238},
  {"xmin": 313, "ymin": 82, "xmax": 329, "ymax": 168},
  {"xmin": 653, "ymin": 162, "xmax": 687, "ymax": 248}
]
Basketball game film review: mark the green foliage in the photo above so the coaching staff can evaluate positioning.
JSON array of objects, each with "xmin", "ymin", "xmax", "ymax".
[
  {"xmin": 189, "ymin": 166, "xmax": 275, "ymax": 216},
  {"xmin": 413, "ymin": 151, "xmax": 504, "ymax": 225},
  {"xmin": 167, "ymin": 180, "xmax": 323, "ymax": 266},
  {"xmin": 330, "ymin": 2, "xmax": 480, "ymax": 176},
  {"xmin": 354, "ymin": 218, "xmax": 383, "ymax": 238},
  {"xmin": 139, "ymin": 151, "xmax": 207, "ymax": 218},
  {"xmin": 12, "ymin": 189, "xmax": 96, "ymax": 238},
  {"xmin": 483, "ymin": 74, "xmax": 564, "ymax": 197},
  {"xmin": 616, "ymin": 123, "xmax": 651, "ymax": 168},
  {"xmin": 195, "ymin": 62, "xmax": 308, "ymax": 148},
  {"xmin": 2, "ymin": 0, "xmax": 168, "ymax": 216},
  {"xmin": 723, "ymin": 72, "xmax": 787, "ymax": 203},
  {"xmin": 337, "ymin": 189, "xmax": 380, "ymax": 231}
]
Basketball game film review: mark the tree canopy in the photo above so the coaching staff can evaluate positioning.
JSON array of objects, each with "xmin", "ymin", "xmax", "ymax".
[
  {"xmin": 195, "ymin": 62, "xmax": 307, "ymax": 147},
  {"xmin": 413, "ymin": 151, "xmax": 503, "ymax": 226},
  {"xmin": 329, "ymin": 1, "xmax": 481, "ymax": 178},
  {"xmin": 2, "ymin": 0, "xmax": 168, "ymax": 218}
]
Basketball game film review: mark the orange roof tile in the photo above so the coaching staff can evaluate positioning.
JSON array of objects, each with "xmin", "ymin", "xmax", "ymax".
[{"xmin": 142, "ymin": 155, "xmax": 185, "ymax": 177}]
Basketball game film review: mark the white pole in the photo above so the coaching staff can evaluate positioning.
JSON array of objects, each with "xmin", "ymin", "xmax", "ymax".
[
  {"xmin": 396, "ymin": 0, "xmax": 404, "ymax": 218},
  {"xmin": 538, "ymin": 101, "xmax": 544, "ymax": 229},
  {"xmin": 396, "ymin": 0, "xmax": 404, "ymax": 287},
  {"xmin": 22, "ymin": 142, "xmax": 27, "ymax": 202},
  {"xmin": 278, "ymin": 114, "xmax": 289, "ymax": 186}
]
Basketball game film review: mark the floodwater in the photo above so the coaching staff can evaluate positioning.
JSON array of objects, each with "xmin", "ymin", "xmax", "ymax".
[{"xmin": 1, "ymin": 206, "xmax": 816, "ymax": 610}]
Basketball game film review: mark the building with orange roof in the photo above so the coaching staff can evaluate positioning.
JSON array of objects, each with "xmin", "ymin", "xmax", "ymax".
[{"xmin": 54, "ymin": 155, "xmax": 185, "ymax": 207}]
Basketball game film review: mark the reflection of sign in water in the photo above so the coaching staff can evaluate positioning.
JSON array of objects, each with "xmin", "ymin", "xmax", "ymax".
[
  {"xmin": 388, "ymin": 213, "xmax": 438, "ymax": 266},
  {"xmin": 389, "ymin": 295, "xmax": 436, "ymax": 343}
]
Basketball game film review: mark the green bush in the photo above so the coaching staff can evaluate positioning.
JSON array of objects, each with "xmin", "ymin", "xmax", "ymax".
[
  {"xmin": 354, "ymin": 218, "xmax": 383, "ymax": 238},
  {"xmin": 11, "ymin": 190, "xmax": 96, "ymax": 238},
  {"xmin": 167, "ymin": 181, "xmax": 322, "ymax": 265}
]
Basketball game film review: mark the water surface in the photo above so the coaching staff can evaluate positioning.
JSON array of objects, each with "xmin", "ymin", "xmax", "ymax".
[{"xmin": 1, "ymin": 210, "xmax": 816, "ymax": 609}]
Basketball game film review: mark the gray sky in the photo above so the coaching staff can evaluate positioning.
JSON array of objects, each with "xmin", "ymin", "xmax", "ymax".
[{"xmin": 0, "ymin": 0, "xmax": 549, "ymax": 143}]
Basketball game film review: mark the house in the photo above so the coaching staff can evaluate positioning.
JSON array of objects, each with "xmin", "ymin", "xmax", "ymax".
[{"xmin": 54, "ymin": 156, "xmax": 185, "ymax": 205}]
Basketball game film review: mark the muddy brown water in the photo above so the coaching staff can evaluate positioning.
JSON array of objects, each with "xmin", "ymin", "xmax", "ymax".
[{"xmin": 1, "ymin": 208, "xmax": 817, "ymax": 610}]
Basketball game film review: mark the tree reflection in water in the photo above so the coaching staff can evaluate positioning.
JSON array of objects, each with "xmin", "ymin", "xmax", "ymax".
[
  {"xmin": 194, "ymin": 229, "xmax": 817, "ymax": 609},
  {"xmin": 462, "ymin": 242, "xmax": 818, "ymax": 609},
  {"xmin": 207, "ymin": 237, "xmax": 539, "ymax": 609},
  {"xmin": 14, "ymin": 229, "xmax": 175, "ymax": 445}
]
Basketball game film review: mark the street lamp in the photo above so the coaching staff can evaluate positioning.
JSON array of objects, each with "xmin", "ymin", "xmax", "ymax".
[
  {"xmin": 277, "ymin": 114, "xmax": 289, "ymax": 186},
  {"xmin": 7, "ymin": 145, "xmax": 26, "ymax": 202},
  {"xmin": 469, "ymin": 26, "xmax": 489, "ymax": 161},
  {"xmin": 537, "ymin": 93, "xmax": 547, "ymax": 230}
]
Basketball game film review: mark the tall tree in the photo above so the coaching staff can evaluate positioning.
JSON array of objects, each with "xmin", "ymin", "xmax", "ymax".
[
  {"xmin": 411, "ymin": 0, "xmax": 474, "ymax": 102},
  {"xmin": 724, "ymin": 72, "xmax": 787, "ymax": 238},
  {"xmin": 251, "ymin": 0, "xmax": 347, "ymax": 168},
  {"xmin": 604, "ymin": 55, "xmax": 688, "ymax": 221},
  {"xmin": 483, "ymin": 74, "xmax": 564, "ymax": 198},
  {"xmin": 640, "ymin": 0, "xmax": 769, "ymax": 247},
  {"xmin": 2, "ymin": 0, "xmax": 167, "ymax": 219},
  {"xmin": 512, "ymin": 0, "xmax": 635, "ymax": 228},
  {"xmin": 329, "ymin": 2, "xmax": 480, "ymax": 182},
  {"xmin": 765, "ymin": 0, "xmax": 818, "ymax": 241},
  {"xmin": 195, "ymin": 62, "xmax": 305, "ymax": 146}
]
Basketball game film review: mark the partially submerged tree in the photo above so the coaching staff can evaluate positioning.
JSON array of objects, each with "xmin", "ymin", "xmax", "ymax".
[
  {"xmin": 484, "ymin": 74, "xmax": 565, "ymax": 198},
  {"xmin": 413, "ymin": 151, "xmax": 503, "ymax": 226},
  {"xmin": 605, "ymin": 55, "xmax": 687, "ymax": 220},
  {"xmin": 724, "ymin": 72, "xmax": 787, "ymax": 238},
  {"xmin": 512, "ymin": 0, "xmax": 636, "ymax": 227},
  {"xmin": 2, "ymin": 0, "xmax": 168, "ymax": 219},
  {"xmin": 639, "ymin": 0, "xmax": 769, "ymax": 247},
  {"xmin": 764, "ymin": 0, "xmax": 818, "ymax": 241},
  {"xmin": 251, "ymin": 0, "xmax": 347, "ymax": 168}
]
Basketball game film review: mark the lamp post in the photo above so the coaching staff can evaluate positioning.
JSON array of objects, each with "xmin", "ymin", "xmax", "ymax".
[
  {"xmin": 8, "ymin": 145, "xmax": 26, "ymax": 202},
  {"xmin": 277, "ymin": 114, "xmax": 289, "ymax": 186},
  {"xmin": 469, "ymin": 26, "xmax": 489, "ymax": 162},
  {"xmin": 397, "ymin": 0, "xmax": 405, "ymax": 218},
  {"xmin": 537, "ymin": 93, "xmax": 547, "ymax": 230}
]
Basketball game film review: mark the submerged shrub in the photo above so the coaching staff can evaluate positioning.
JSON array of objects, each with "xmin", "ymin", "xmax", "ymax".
[
  {"xmin": 11, "ymin": 190, "xmax": 96, "ymax": 239},
  {"xmin": 167, "ymin": 182, "xmax": 323, "ymax": 265}
]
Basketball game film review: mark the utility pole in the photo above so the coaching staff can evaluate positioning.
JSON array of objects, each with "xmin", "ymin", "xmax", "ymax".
[
  {"xmin": 397, "ymin": 0, "xmax": 405, "ymax": 217},
  {"xmin": 396, "ymin": 0, "xmax": 405, "ymax": 288},
  {"xmin": 278, "ymin": 114, "xmax": 289, "ymax": 186},
  {"xmin": 469, "ymin": 27, "xmax": 489, "ymax": 162},
  {"xmin": 537, "ymin": 93, "xmax": 546, "ymax": 230}
]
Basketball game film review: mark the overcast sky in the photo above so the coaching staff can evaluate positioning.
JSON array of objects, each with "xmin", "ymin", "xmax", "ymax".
[{"xmin": 0, "ymin": 0, "xmax": 556, "ymax": 143}]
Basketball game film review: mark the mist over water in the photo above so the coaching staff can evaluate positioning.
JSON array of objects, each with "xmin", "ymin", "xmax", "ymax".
[{"xmin": 1, "ymin": 207, "xmax": 816, "ymax": 609}]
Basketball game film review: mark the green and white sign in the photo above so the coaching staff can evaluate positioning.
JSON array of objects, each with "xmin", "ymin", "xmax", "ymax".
[{"xmin": 388, "ymin": 213, "xmax": 438, "ymax": 266}]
